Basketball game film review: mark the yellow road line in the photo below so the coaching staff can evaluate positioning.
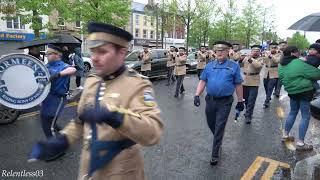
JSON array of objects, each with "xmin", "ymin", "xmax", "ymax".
[
  {"xmin": 240, "ymin": 156, "xmax": 264, "ymax": 180},
  {"xmin": 18, "ymin": 102, "xmax": 78, "ymax": 120},
  {"xmin": 241, "ymin": 156, "xmax": 290, "ymax": 180},
  {"xmin": 261, "ymin": 162, "xmax": 278, "ymax": 180}
]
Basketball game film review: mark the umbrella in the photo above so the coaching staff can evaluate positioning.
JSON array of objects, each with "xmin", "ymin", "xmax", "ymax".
[
  {"xmin": 288, "ymin": 12, "xmax": 320, "ymax": 31},
  {"xmin": 50, "ymin": 34, "xmax": 81, "ymax": 45},
  {"xmin": 17, "ymin": 39, "xmax": 56, "ymax": 49}
]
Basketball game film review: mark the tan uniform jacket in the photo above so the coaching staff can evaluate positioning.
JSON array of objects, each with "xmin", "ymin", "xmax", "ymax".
[
  {"xmin": 242, "ymin": 56, "xmax": 264, "ymax": 86},
  {"xmin": 174, "ymin": 54, "xmax": 187, "ymax": 76},
  {"xmin": 263, "ymin": 53, "xmax": 281, "ymax": 79},
  {"xmin": 197, "ymin": 51, "xmax": 208, "ymax": 69},
  {"xmin": 140, "ymin": 52, "xmax": 151, "ymax": 71},
  {"xmin": 230, "ymin": 51, "xmax": 241, "ymax": 61},
  {"xmin": 61, "ymin": 69, "xmax": 164, "ymax": 180},
  {"xmin": 166, "ymin": 51, "xmax": 176, "ymax": 67}
]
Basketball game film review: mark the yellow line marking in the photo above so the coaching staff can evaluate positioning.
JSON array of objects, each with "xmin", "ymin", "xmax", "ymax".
[
  {"xmin": 240, "ymin": 156, "xmax": 264, "ymax": 180},
  {"xmin": 18, "ymin": 102, "xmax": 78, "ymax": 120},
  {"xmin": 241, "ymin": 156, "xmax": 290, "ymax": 180},
  {"xmin": 276, "ymin": 106, "xmax": 296, "ymax": 151}
]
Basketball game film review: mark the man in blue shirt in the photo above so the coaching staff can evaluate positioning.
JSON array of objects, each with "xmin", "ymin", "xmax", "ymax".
[
  {"xmin": 193, "ymin": 41, "xmax": 244, "ymax": 165},
  {"xmin": 40, "ymin": 44, "xmax": 76, "ymax": 138}
]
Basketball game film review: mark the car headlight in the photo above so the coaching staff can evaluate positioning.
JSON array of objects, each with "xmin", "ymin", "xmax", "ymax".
[{"xmin": 126, "ymin": 63, "xmax": 135, "ymax": 68}]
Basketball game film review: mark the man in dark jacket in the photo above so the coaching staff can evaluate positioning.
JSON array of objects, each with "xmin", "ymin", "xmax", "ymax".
[{"xmin": 278, "ymin": 46, "xmax": 320, "ymax": 151}]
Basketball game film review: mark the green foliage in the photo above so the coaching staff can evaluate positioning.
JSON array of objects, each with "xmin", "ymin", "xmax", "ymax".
[
  {"xmin": 65, "ymin": 0, "xmax": 131, "ymax": 30},
  {"xmin": 288, "ymin": 32, "xmax": 310, "ymax": 50}
]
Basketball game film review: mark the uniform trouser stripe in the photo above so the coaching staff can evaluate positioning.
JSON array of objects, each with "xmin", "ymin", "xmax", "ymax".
[{"xmin": 51, "ymin": 97, "xmax": 65, "ymax": 137}]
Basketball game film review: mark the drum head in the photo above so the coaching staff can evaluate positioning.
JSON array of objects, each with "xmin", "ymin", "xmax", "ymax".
[{"xmin": 0, "ymin": 54, "xmax": 50, "ymax": 109}]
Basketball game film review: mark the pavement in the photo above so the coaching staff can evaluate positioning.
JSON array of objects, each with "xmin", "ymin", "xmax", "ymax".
[{"xmin": 0, "ymin": 74, "xmax": 320, "ymax": 179}]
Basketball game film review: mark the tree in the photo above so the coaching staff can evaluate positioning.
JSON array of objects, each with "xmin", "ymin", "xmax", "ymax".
[
  {"xmin": 238, "ymin": 0, "xmax": 263, "ymax": 47},
  {"xmin": 288, "ymin": 32, "xmax": 310, "ymax": 50},
  {"xmin": 0, "ymin": 0, "xmax": 68, "ymax": 38},
  {"xmin": 64, "ymin": 0, "xmax": 131, "ymax": 30}
]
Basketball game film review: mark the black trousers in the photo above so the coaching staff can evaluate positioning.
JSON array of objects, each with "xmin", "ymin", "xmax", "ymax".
[
  {"xmin": 167, "ymin": 66, "xmax": 175, "ymax": 84},
  {"xmin": 76, "ymin": 76, "xmax": 81, "ymax": 87},
  {"xmin": 243, "ymin": 86, "xmax": 259, "ymax": 119},
  {"xmin": 175, "ymin": 75, "xmax": 185, "ymax": 96},
  {"xmin": 205, "ymin": 95, "xmax": 233, "ymax": 158}
]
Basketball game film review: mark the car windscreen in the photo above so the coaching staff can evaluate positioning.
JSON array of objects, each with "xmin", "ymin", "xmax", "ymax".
[
  {"xmin": 188, "ymin": 53, "xmax": 196, "ymax": 59},
  {"xmin": 126, "ymin": 51, "xmax": 140, "ymax": 61}
]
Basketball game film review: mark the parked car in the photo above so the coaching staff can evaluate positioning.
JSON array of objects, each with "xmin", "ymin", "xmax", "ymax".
[
  {"xmin": 82, "ymin": 53, "xmax": 93, "ymax": 73},
  {"xmin": 0, "ymin": 103, "xmax": 20, "ymax": 125},
  {"xmin": 125, "ymin": 49, "xmax": 168, "ymax": 78},
  {"xmin": 186, "ymin": 52, "xmax": 198, "ymax": 72}
]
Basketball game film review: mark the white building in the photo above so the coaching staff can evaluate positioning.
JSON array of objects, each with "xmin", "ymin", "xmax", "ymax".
[{"xmin": 0, "ymin": 12, "xmax": 49, "ymax": 56}]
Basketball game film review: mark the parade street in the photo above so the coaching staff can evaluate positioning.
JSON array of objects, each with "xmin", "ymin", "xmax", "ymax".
[{"xmin": 1, "ymin": 74, "xmax": 320, "ymax": 180}]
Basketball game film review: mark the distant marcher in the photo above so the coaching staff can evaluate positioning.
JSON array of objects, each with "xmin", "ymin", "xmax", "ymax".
[
  {"xmin": 274, "ymin": 41, "xmax": 288, "ymax": 97},
  {"xmin": 139, "ymin": 45, "xmax": 152, "ymax": 77},
  {"xmin": 173, "ymin": 47, "xmax": 187, "ymax": 98}
]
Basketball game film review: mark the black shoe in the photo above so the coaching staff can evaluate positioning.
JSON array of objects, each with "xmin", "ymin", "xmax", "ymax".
[
  {"xmin": 180, "ymin": 90, "xmax": 185, "ymax": 94},
  {"xmin": 210, "ymin": 157, "xmax": 219, "ymax": 166},
  {"xmin": 263, "ymin": 103, "xmax": 269, "ymax": 109},
  {"xmin": 245, "ymin": 117, "xmax": 251, "ymax": 124},
  {"xmin": 165, "ymin": 83, "xmax": 170, "ymax": 86},
  {"xmin": 45, "ymin": 152, "xmax": 66, "ymax": 162},
  {"xmin": 174, "ymin": 94, "xmax": 178, "ymax": 98},
  {"xmin": 275, "ymin": 95, "xmax": 280, "ymax": 98}
]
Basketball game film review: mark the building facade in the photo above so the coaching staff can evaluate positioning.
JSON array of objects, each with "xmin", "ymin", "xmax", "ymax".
[{"xmin": 0, "ymin": 13, "xmax": 48, "ymax": 56}]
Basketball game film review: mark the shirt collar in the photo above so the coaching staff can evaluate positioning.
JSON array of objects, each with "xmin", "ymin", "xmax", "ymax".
[{"xmin": 103, "ymin": 65, "xmax": 126, "ymax": 81}]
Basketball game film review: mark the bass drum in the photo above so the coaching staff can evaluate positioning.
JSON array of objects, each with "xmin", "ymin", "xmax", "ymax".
[{"xmin": 0, "ymin": 105, "xmax": 19, "ymax": 124}]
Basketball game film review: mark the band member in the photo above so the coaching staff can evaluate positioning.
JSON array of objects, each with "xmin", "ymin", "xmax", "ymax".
[
  {"xmin": 29, "ymin": 22, "xmax": 164, "ymax": 180},
  {"xmin": 263, "ymin": 42, "xmax": 282, "ymax": 108},
  {"xmin": 242, "ymin": 45, "xmax": 264, "ymax": 124},
  {"xmin": 139, "ymin": 45, "xmax": 152, "ymax": 77},
  {"xmin": 229, "ymin": 43, "xmax": 241, "ymax": 62},
  {"xmin": 196, "ymin": 46, "xmax": 209, "ymax": 79},
  {"xmin": 41, "ymin": 44, "xmax": 76, "ymax": 138},
  {"xmin": 194, "ymin": 41, "xmax": 244, "ymax": 165},
  {"xmin": 174, "ymin": 47, "xmax": 187, "ymax": 97},
  {"xmin": 166, "ymin": 46, "xmax": 176, "ymax": 86}
]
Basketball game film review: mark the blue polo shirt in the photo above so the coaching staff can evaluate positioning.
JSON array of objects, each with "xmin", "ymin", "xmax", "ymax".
[
  {"xmin": 200, "ymin": 59, "xmax": 243, "ymax": 97},
  {"xmin": 46, "ymin": 60, "xmax": 70, "ymax": 96}
]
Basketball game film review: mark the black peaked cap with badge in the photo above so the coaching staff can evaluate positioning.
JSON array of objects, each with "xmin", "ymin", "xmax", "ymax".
[
  {"xmin": 213, "ymin": 41, "xmax": 232, "ymax": 51},
  {"xmin": 47, "ymin": 44, "xmax": 63, "ymax": 54},
  {"xmin": 251, "ymin": 45, "xmax": 262, "ymax": 50},
  {"xmin": 87, "ymin": 22, "xmax": 133, "ymax": 49}
]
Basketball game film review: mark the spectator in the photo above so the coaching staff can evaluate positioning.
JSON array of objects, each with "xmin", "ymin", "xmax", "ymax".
[
  {"xmin": 278, "ymin": 46, "xmax": 320, "ymax": 151},
  {"xmin": 70, "ymin": 47, "xmax": 85, "ymax": 90}
]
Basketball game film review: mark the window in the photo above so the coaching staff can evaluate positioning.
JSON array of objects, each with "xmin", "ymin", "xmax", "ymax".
[
  {"xmin": 150, "ymin": 17, "xmax": 154, "ymax": 26},
  {"xmin": 150, "ymin": 30, "xmax": 154, "ymax": 39},
  {"xmin": 135, "ymin": 29, "xmax": 139, "ymax": 38},
  {"xmin": 135, "ymin": 14, "xmax": 139, "ymax": 25},
  {"xmin": 6, "ymin": 16, "xmax": 25, "ymax": 29},
  {"xmin": 75, "ymin": 20, "xmax": 81, "ymax": 28},
  {"xmin": 143, "ymin": 16, "xmax": 147, "ymax": 26},
  {"xmin": 58, "ymin": 17, "xmax": 65, "ymax": 26},
  {"xmin": 143, "ymin": 30, "xmax": 147, "ymax": 38}
]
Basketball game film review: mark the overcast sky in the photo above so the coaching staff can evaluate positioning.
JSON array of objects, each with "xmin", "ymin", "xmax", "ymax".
[{"xmin": 134, "ymin": 0, "xmax": 320, "ymax": 43}]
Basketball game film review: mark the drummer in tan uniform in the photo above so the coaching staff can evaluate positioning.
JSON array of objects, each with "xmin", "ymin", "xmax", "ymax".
[
  {"xmin": 139, "ymin": 45, "xmax": 152, "ymax": 77},
  {"xmin": 262, "ymin": 42, "xmax": 282, "ymax": 108},
  {"xmin": 165, "ymin": 46, "xmax": 176, "ymax": 86},
  {"xmin": 174, "ymin": 47, "xmax": 187, "ymax": 97},
  {"xmin": 28, "ymin": 22, "xmax": 164, "ymax": 180},
  {"xmin": 196, "ymin": 46, "xmax": 209, "ymax": 79},
  {"xmin": 242, "ymin": 45, "xmax": 264, "ymax": 124},
  {"xmin": 229, "ymin": 43, "xmax": 241, "ymax": 62}
]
